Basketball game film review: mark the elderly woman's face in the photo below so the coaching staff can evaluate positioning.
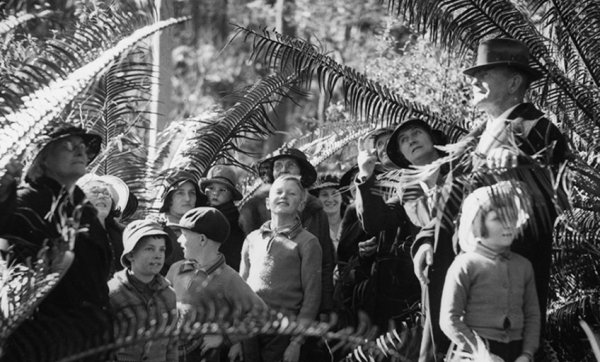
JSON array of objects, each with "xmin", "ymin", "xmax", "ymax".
[
  {"xmin": 44, "ymin": 136, "xmax": 89, "ymax": 182},
  {"xmin": 83, "ymin": 180, "xmax": 113, "ymax": 218}
]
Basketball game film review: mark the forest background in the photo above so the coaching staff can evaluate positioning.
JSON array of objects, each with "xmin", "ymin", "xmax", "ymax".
[{"xmin": 2, "ymin": 0, "xmax": 600, "ymax": 361}]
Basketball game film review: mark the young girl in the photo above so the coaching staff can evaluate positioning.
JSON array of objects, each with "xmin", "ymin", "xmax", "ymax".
[
  {"xmin": 200, "ymin": 164, "xmax": 246, "ymax": 271},
  {"xmin": 108, "ymin": 220, "xmax": 178, "ymax": 362},
  {"xmin": 440, "ymin": 181, "xmax": 540, "ymax": 362},
  {"xmin": 240, "ymin": 175, "xmax": 323, "ymax": 362}
]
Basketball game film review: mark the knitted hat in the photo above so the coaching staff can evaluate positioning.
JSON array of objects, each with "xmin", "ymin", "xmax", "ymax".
[
  {"xmin": 168, "ymin": 207, "xmax": 230, "ymax": 243},
  {"xmin": 200, "ymin": 165, "xmax": 242, "ymax": 201},
  {"xmin": 121, "ymin": 219, "xmax": 171, "ymax": 268}
]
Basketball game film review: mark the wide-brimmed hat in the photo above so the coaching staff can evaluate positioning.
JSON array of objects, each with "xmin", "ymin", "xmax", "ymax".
[
  {"xmin": 199, "ymin": 165, "xmax": 242, "ymax": 201},
  {"xmin": 24, "ymin": 126, "xmax": 102, "ymax": 182},
  {"xmin": 77, "ymin": 173, "xmax": 130, "ymax": 214},
  {"xmin": 121, "ymin": 219, "xmax": 171, "ymax": 268},
  {"xmin": 309, "ymin": 175, "xmax": 341, "ymax": 196},
  {"xmin": 159, "ymin": 169, "xmax": 207, "ymax": 213},
  {"xmin": 463, "ymin": 38, "xmax": 543, "ymax": 82},
  {"xmin": 386, "ymin": 118, "xmax": 448, "ymax": 168},
  {"xmin": 168, "ymin": 207, "xmax": 230, "ymax": 243},
  {"xmin": 258, "ymin": 147, "xmax": 317, "ymax": 187}
]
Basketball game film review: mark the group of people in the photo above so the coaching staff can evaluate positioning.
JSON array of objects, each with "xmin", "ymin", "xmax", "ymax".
[{"xmin": 0, "ymin": 37, "xmax": 568, "ymax": 362}]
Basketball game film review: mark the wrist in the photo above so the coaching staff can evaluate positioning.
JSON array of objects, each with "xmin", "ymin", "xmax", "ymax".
[{"xmin": 520, "ymin": 352, "xmax": 533, "ymax": 361}]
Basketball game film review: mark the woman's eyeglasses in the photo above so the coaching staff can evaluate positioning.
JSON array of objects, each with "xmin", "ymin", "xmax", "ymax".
[{"xmin": 87, "ymin": 188, "xmax": 112, "ymax": 198}]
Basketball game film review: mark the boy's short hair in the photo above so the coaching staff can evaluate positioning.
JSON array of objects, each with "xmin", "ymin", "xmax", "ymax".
[
  {"xmin": 271, "ymin": 175, "xmax": 308, "ymax": 208},
  {"xmin": 458, "ymin": 181, "xmax": 530, "ymax": 252}
]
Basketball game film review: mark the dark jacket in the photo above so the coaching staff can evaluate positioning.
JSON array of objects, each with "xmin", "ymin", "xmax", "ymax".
[
  {"xmin": 105, "ymin": 217, "xmax": 125, "ymax": 276},
  {"xmin": 1, "ymin": 176, "xmax": 113, "ymax": 362},
  {"xmin": 354, "ymin": 174, "xmax": 422, "ymax": 330},
  {"xmin": 108, "ymin": 270, "xmax": 178, "ymax": 362},
  {"xmin": 238, "ymin": 187, "xmax": 335, "ymax": 313},
  {"xmin": 216, "ymin": 200, "xmax": 246, "ymax": 271},
  {"xmin": 413, "ymin": 103, "xmax": 568, "ymax": 360}
]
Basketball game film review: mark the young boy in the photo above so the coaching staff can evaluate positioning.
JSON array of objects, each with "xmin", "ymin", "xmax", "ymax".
[
  {"xmin": 240, "ymin": 175, "xmax": 323, "ymax": 362},
  {"xmin": 166, "ymin": 207, "xmax": 266, "ymax": 362},
  {"xmin": 108, "ymin": 219, "xmax": 178, "ymax": 362},
  {"xmin": 439, "ymin": 181, "xmax": 540, "ymax": 362},
  {"xmin": 200, "ymin": 165, "xmax": 246, "ymax": 271}
]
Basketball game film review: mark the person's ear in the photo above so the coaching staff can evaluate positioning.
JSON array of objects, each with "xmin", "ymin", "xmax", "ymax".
[
  {"xmin": 508, "ymin": 73, "xmax": 524, "ymax": 94},
  {"xmin": 126, "ymin": 253, "xmax": 134, "ymax": 264},
  {"xmin": 265, "ymin": 197, "xmax": 271, "ymax": 211}
]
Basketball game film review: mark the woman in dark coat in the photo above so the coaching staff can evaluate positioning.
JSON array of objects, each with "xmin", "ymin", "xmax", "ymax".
[{"xmin": 1, "ymin": 126, "xmax": 114, "ymax": 362}]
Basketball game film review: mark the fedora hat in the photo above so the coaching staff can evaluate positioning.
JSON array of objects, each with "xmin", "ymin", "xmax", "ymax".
[
  {"xmin": 463, "ymin": 38, "xmax": 543, "ymax": 81},
  {"xmin": 386, "ymin": 118, "xmax": 448, "ymax": 168},
  {"xmin": 200, "ymin": 165, "xmax": 243, "ymax": 201},
  {"xmin": 258, "ymin": 147, "xmax": 317, "ymax": 187}
]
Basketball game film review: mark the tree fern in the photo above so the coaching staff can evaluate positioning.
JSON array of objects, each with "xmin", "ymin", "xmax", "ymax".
[{"xmin": 0, "ymin": 11, "xmax": 190, "ymax": 179}]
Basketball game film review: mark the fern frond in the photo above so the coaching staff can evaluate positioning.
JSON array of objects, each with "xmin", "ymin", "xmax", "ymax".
[
  {"xmin": 0, "ymin": 9, "xmax": 52, "ymax": 36},
  {"xmin": 385, "ymin": 0, "xmax": 600, "ymax": 149},
  {"xmin": 233, "ymin": 25, "xmax": 468, "ymax": 143},
  {"xmin": 0, "ymin": 15, "xmax": 191, "ymax": 179},
  {"xmin": 150, "ymin": 70, "xmax": 304, "ymax": 210}
]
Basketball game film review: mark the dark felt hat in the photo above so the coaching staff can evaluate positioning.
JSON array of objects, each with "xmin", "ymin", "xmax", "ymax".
[
  {"xmin": 258, "ymin": 147, "xmax": 317, "ymax": 187},
  {"xmin": 463, "ymin": 38, "xmax": 543, "ymax": 82},
  {"xmin": 159, "ymin": 170, "xmax": 207, "ymax": 213},
  {"xmin": 168, "ymin": 207, "xmax": 230, "ymax": 243},
  {"xmin": 200, "ymin": 165, "xmax": 243, "ymax": 201},
  {"xmin": 386, "ymin": 118, "xmax": 448, "ymax": 169},
  {"xmin": 24, "ymin": 126, "xmax": 102, "ymax": 182},
  {"xmin": 309, "ymin": 175, "xmax": 341, "ymax": 196}
]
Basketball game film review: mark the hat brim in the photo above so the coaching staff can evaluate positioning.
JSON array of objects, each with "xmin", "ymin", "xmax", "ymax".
[
  {"xmin": 462, "ymin": 62, "xmax": 543, "ymax": 82},
  {"xmin": 120, "ymin": 229, "xmax": 170, "ymax": 268},
  {"xmin": 78, "ymin": 174, "xmax": 130, "ymax": 212},
  {"xmin": 199, "ymin": 178, "xmax": 243, "ymax": 201},
  {"xmin": 260, "ymin": 154, "xmax": 317, "ymax": 187},
  {"xmin": 309, "ymin": 182, "xmax": 341, "ymax": 196},
  {"xmin": 386, "ymin": 119, "xmax": 431, "ymax": 168},
  {"xmin": 25, "ymin": 131, "xmax": 102, "ymax": 181}
]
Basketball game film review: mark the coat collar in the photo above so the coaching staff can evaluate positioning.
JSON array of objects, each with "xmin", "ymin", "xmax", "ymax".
[
  {"xmin": 473, "ymin": 242, "xmax": 512, "ymax": 260},
  {"xmin": 178, "ymin": 253, "xmax": 226, "ymax": 276}
]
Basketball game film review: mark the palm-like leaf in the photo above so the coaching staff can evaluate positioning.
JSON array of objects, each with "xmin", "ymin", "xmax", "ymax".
[
  {"xmin": 385, "ymin": 0, "xmax": 600, "ymax": 149},
  {"xmin": 0, "ymin": 8, "xmax": 52, "ymax": 36},
  {"xmin": 149, "ymin": 70, "xmax": 304, "ymax": 212},
  {"xmin": 233, "ymin": 25, "xmax": 469, "ymax": 143},
  {"xmin": 0, "ymin": 12, "xmax": 190, "ymax": 178}
]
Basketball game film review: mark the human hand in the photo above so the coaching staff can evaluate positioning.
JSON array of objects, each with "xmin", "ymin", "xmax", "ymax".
[
  {"xmin": 514, "ymin": 354, "xmax": 532, "ymax": 362},
  {"xmin": 0, "ymin": 159, "xmax": 22, "ymax": 203},
  {"xmin": 485, "ymin": 146, "xmax": 518, "ymax": 170},
  {"xmin": 356, "ymin": 135, "xmax": 377, "ymax": 180},
  {"xmin": 228, "ymin": 342, "xmax": 243, "ymax": 362},
  {"xmin": 283, "ymin": 341, "xmax": 302, "ymax": 362},
  {"xmin": 413, "ymin": 243, "xmax": 433, "ymax": 285},
  {"xmin": 358, "ymin": 237, "xmax": 377, "ymax": 258},
  {"xmin": 201, "ymin": 335, "xmax": 224, "ymax": 354}
]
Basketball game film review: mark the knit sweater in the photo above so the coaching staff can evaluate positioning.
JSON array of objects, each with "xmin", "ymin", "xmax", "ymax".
[
  {"xmin": 240, "ymin": 220, "xmax": 322, "ymax": 321},
  {"xmin": 440, "ymin": 244, "xmax": 540, "ymax": 357}
]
